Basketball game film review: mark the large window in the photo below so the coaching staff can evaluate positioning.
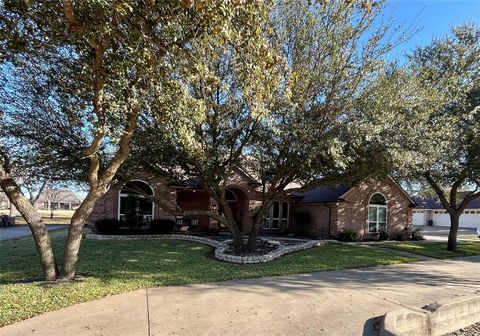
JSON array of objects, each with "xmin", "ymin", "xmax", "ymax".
[
  {"xmin": 119, "ymin": 180, "xmax": 154, "ymax": 227},
  {"xmin": 264, "ymin": 201, "xmax": 289, "ymax": 230},
  {"xmin": 368, "ymin": 193, "xmax": 387, "ymax": 233}
]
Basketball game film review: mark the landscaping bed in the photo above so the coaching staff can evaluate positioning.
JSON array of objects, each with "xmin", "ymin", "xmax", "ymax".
[
  {"xmin": 223, "ymin": 239, "xmax": 279, "ymax": 256},
  {"xmin": 0, "ymin": 229, "xmax": 416, "ymax": 327},
  {"xmin": 379, "ymin": 242, "xmax": 480, "ymax": 259},
  {"xmin": 444, "ymin": 322, "xmax": 480, "ymax": 336}
]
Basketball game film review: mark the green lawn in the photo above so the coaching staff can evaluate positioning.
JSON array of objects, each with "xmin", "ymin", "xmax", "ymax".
[
  {"xmin": 380, "ymin": 242, "xmax": 480, "ymax": 259},
  {"xmin": 0, "ymin": 230, "xmax": 416, "ymax": 327},
  {"xmin": 458, "ymin": 234, "xmax": 479, "ymax": 240},
  {"xmin": 0, "ymin": 209, "xmax": 74, "ymax": 225}
]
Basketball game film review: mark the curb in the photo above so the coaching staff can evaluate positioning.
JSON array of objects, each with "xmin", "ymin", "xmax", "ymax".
[{"xmin": 380, "ymin": 295, "xmax": 480, "ymax": 336}]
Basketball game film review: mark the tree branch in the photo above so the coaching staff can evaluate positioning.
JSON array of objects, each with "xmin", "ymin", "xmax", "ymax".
[{"xmin": 424, "ymin": 171, "xmax": 453, "ymax": 213}]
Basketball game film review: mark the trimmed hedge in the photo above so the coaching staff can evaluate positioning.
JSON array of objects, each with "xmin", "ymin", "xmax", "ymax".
[
  {"xmin": 94, "ymin": 218, "xmax": 120, "ymax": 234},
  {"xmin": 149, "ymin": 219, "xmax": 175, "ymax": 234}
]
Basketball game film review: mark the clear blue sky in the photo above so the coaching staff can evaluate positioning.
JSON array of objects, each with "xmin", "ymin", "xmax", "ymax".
[{"xmin": 385, "ymin": 0, "xmax": 480, "ymax": 57}]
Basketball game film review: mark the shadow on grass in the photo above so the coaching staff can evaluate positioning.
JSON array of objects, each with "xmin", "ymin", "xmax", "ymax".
[{"xmin": 1, "ymin": 230, "xmax": 416, "ymax": 286}]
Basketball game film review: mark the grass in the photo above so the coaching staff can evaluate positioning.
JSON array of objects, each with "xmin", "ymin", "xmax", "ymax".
[
  {"xmin": 458, "ymin": 234, "xmax": 479, "ymax": 240},
  {"xmin": 380, "ymin": 241, "xmax": 480, "ymax": 259},
  {"xmin": 0, "ymin": 209, "xmax": 74, "ymax": 225},
  {"xmin": 0, "ymin": 230, "xmax": 416, "ymax": 327}
]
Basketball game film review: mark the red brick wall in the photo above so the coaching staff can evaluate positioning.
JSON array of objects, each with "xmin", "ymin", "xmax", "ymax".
[
  {"xmin": 339, "ymin": 178, "xmax": 413, "ymax": 239},
  {"xmin": 176, "ymin": 190, "xmax": 210, "ymax": 230},
  {"xmin": 89, "ymin": 177, "xmax": 176, "ymax": 225},
  {"xmin": 290, "ymin": 178, "xmax": 413, "ymax": 239},
  {"xmin": 90, "ymin": 176, "xmax": 413, "ymax": 239},
  {"xmin": 290, "ymin": 203, "xmax": 333, "ymax": 237}
]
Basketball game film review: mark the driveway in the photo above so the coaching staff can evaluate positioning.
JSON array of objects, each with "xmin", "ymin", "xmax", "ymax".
[
  {"xmin": 414, "ymin": 225, "xmax": 479, "ymax": 241},
  {"xmin": 0, "ymin": 225, "xmax": 66, "ymax": 241},
  {"xmin": 1, "ymin": 256, "xmax": 479, "ymax": 336}
]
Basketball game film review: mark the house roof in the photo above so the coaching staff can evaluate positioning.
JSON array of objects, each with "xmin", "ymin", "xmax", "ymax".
[
  {"xmin": 413, "ymin": 194, "xmax": 480, "ymax": 210},
  {"xmin": 294, "ymin": 185, "xmax": 352, "ymax": 204},
  {"xmin": 293, "ymin": 176, "xmax": 416, "ymax": 206},
  {"xmin": 36, "ymin": 190, "xmax": 82, "ymax": 204}
]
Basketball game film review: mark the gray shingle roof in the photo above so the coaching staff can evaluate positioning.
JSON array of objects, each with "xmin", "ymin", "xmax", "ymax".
[
  {"xmin": 295, "ymin": 185, "xmax": 352, "ymax": 204},
  {"xmin": 413, "ymin": 194, "xmax": 480, "ymax": 210}
]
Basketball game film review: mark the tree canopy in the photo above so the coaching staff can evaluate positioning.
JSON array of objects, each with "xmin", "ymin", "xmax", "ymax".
[{"xmin": 1, "ymin": 0, "xmax": 269, "ymax": 279}]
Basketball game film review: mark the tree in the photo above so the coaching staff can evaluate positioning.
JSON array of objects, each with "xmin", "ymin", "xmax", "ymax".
[
  {"xmin": 125, "ymin": 1, "xmax": 275, "ymax": 253},
  {"xmin": 1, "ymin": 0, "xmax": 259, "ymax": 280},
  {"xmin": 0, "ymin": 152, "xmax": 59, "ymax": 280},
  {"xmin": 127, "ymin": 0, "xmax": 413, "ymax": 253},
  {"xmin": 408, "ymin": 25, "xmax": 480, "ymax": 251},
  {"xmin": 356, "ymin": 24, "xmax": 479, "ymax": 251}
]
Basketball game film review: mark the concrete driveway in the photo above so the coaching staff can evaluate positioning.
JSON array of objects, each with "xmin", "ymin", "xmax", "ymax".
[
  {"xmin": 1, "ymin": 256, "xmax": 479, "ymax": 336},
  {"xmin": 0, "ymin": 225, "xmax": 66, "ymax": 241},
  {"xmin": 414, "ymin": 225, "xmax": 479, "ymax": 242}
]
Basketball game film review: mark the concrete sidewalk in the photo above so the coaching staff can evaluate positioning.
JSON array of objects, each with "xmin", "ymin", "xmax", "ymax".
[{"xmin": 1, "ymin": 256, "xmax": 479, "ymax": 336}]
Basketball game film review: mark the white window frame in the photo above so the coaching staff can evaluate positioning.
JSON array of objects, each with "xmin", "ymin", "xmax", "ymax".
[
  {"xmin": 367, "ymin": 193, "xmax": 387, "ymax": 234},
  {"xmin": 118, "ymin": 180, "xmax": 155, "ymax": 226},
  {"xmin": 265, "ymin": 201, "xmax": 289, "ymax": 230}
]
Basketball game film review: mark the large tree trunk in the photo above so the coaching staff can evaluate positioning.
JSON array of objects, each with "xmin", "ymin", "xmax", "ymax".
[
  {"xmin": 60, "ymin": 190, "xmax": 101, "ymax": 280},
  {"xmin": 447, "ymin": 212, "xmax": 460, "ymax": 252},
  {"xmin": 220, "ymin": 202, "xmax": 244, "ymax": 254},
  {"xmin": 229, "ymin": 223, "xmax": 244, "ymax": 254},
  {"xmin": 247, "ymin": 211, "xmax": 267, "ymax": 251},
  {"xmin": 247, "ymin": 203, "xmax": 269, "ymax": 251},
  {"xmin": 0, "ymin": 175, "xmax": 59, "ymax": 281}
]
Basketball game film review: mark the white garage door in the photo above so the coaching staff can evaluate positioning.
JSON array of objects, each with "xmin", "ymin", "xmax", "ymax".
[
  {"xmin": 412, "ymin": 212, "xmax": 425, "ymax": 226},
  {"xmin": 431, "ymin": 211, "xmax": 480, "ymax": 229},
  {"xmin": 459, "ymin": 212, "xmax": 480, "ymax": 229},
  {"xmin": 432, "ymin": 213, "xmax": 450, "ymax": 227}
]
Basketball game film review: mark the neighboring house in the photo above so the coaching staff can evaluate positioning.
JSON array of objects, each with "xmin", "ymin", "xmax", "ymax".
[
  {"xmin": 34, "ymin": 190, "xmax": 82, "ymax": 211},
  {"xmin": 90, "ymin": 172, "xmax": 415, "ymax": 239},
  {"xmin": 0, "ymin": 191, "xmax": 9, "ymax": 209},
  {"xmin": 412, "ymin": 195, "xmax": 480, "ymax": 229}
]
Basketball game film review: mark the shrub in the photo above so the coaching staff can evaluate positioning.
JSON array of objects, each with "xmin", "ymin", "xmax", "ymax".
[
  {"xmin": 379, "ymin": 230, "xmax": 389, "ymax": 241},
  {"xmin": 338, "ymin": 228, "xmax": 359, "ymax": 242},
  {"xmin": 149, "ymin": 219, "xmax": 175, "ymax": 234},
  {"xmin": 410, "ymin": 228, "xmax": 425, "ymax": 241},
  {"xmin": 94, "ymin": 218, "xmax": 120, "ymax": 235}
]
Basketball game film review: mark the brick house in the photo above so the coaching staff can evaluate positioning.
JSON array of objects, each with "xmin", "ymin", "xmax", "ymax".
[{"xmin": 90, "ymin": 173, "xmax": 415, "ymax": 239}]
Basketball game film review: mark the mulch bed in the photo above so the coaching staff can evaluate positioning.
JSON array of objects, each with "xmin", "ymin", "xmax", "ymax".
[
  {"xmin": 223, "ymin": 240, "xmax": 279, "ymax": 256},
  {"xmin": 443, "ymin": 322, "xmax": 480, "ymax": 336}
]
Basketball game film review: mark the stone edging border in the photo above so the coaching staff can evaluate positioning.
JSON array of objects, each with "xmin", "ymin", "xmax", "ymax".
[
  {"xmin": 86, "ymin": 233, "xmax": 330, "ymax": 264},
  {"xmin": 86, "ymin": 233, "xmax": 224, "ymax": 247},
  {"xmin": 214, "ymin": 239, "xmax": 326, "ymax": 264}
]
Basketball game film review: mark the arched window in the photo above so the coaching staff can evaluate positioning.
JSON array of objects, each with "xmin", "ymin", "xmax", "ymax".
[
  {"xmin": 264, "ymin": 201, "xmax": 289, "ymax": 230},
  {"xmin": 368, "ymin": 193, "xmax": 387, "ymax": 233},
  {"xmin": 119, "ymin": 180, "xmax": 154, "ymax": 227},
  {"xmin": 225, "ymin": 189, "xmax": 237, "ymax": 202}
]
